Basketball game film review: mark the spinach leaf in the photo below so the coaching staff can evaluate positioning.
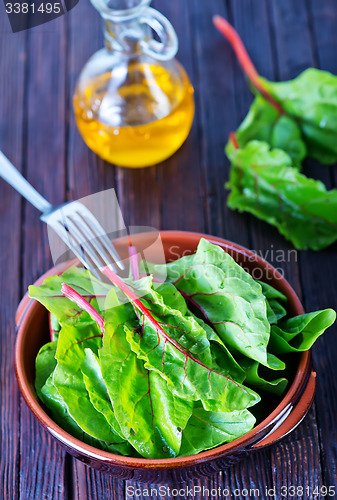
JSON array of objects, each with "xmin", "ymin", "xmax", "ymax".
[
  {"xmin": 257, "ymin": 281, "xmax": 287, "ymax": 302},
  {"xmin": 179, "ymin": 404, "xmax": 255, "ymax": 457},
  {"xmin": 35, "ymin": 341, "xmax": 89, "ymax": 438},
  {"xmin": 270, "ymin": 309, "xmax": 336, "ymax": 353},
  {"xmin": 226, "ymin": 141, "xmax": 337, "ymax": 250},
  {"xmin": 41, "ymin": 373, "xmax": 91, "ymax": 439},
  {"xmin": 100, "ymin": 303, "xmax": 193, "ymax": 459}
]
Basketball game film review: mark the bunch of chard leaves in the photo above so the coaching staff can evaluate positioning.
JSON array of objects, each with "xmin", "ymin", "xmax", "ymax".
[
  {"xmin": 226, "ymin": 141, "xmax": 337, "ymax": 251},
  {"xmin": 214, "ymin": 16, "xmax": 337, "ymax": 250},
  {"xmin": 31, "ymin": 239, "xmax": 335, "ymax": 459}
]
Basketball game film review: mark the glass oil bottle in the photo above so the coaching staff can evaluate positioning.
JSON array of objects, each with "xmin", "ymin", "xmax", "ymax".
[{"xmin": 73, "ymin": 0, "xmax": 195, "ymax": 168}]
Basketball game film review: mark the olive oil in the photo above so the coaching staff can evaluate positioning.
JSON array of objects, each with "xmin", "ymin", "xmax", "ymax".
[{"xmin": 74, "ymin": 62, "xmax": 195, "ymax": 168}]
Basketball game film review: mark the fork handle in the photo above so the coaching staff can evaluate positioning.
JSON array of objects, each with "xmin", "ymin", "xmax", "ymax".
[{"xmin": 0, "ymin": 151, "xmax": 52, "ymax": 214}]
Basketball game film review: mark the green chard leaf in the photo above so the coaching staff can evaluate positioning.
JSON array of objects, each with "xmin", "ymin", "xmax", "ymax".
[
  {"xmin": 216, "ymin": 18, "xmax": 337, "ymax": 251},
  {"xmin": 189, "ymin": 312, "xmax": 247, "ymax": 383},
  {"xmin": 112, "ymin": 275, "xmax": 260, "ymax": 413},
  {"xmin": 226, "ymin": 141, "xmax": 337, "ymax": 250},
  {"xmin": 49, "ymin": 313, "xmax": 61, "ymax": 341},
  {"xmin": 258, "ymin": 281, "xmax": 288, "ymax": 324},
  {"xmin": 226, "ymin": 95, "xmax": 306, "ymax": 168},
  {"xmin": 179, "ymin": 404, "xmax": 256, "ymax": 457},
  {"xmin": 41, "ymin": 374, "xmax": 133, "ymax": 455},
  {"xmin": 35, "ymin": 342, "xmax": 124, "ymax": 452},
  {"xmin": 260, "ymin": 68, "xmax": 337, "ymax": 164},
  {"xmin": 237, "ymin": 357, "xmax": 288, "ymax": 396},
  {"xmin": 100, "ymin": 303, "xmax": 193, "ymax": 459},
  {"xmin": 35, "ymin": 341, "xmax": 58, "ymax": 398},
  {"xmin": 80, "ymin": 348, "xmax": 126, "ymax": 441},
  {"xmin": 269, "ymin": 309, "xmax": 336, "ymax": 353},
  {"xmin": 53, "ymin": 312, "xmax": 125, "ymax": 444},
  {"xmin": 29, "ymin": 267, "xmax": 111, "ymax": 324},
  {"xmin": 147, "ymin": 238, "xmax": 273, "ymax": 368},
  {"xmin": 41, "ymin": 373, "xmax": 90, "ymax": 439}
]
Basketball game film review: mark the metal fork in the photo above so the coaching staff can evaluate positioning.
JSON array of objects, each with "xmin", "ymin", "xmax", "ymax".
[{"xmin": 0, "ymin": 151, "xmax": 124, "ymax": 275}]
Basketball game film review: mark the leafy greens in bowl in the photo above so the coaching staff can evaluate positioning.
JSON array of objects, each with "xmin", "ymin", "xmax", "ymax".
[{"xmin": 28, "ymin": 237, "xmax": 336, "ymax": 460}]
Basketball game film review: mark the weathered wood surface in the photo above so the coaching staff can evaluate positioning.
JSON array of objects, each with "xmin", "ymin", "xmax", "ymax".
[{"xmin": 0, "ymin": 0, "xmax": 336, "ymax": 498}]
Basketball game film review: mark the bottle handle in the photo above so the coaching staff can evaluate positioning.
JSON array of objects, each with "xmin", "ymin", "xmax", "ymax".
[{"xmin": 140, "ymin": 7, "xmax": 178, "ymax": 61}]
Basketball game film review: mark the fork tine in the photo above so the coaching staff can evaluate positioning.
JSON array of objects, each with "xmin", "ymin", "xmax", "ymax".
[
  {"xmin": 74, "ymin": 213, "xmax": 123, "ymax": 272},
  {"xmin": 57, "ymin": 217, "xmax": 117, "ymax": 273},
  {"xmin": 66, "ymin": 214, "xmax": 118, "ymax": 272},
  {"xmin": 51, "ymin": 222, "xmax": 101, "ymax": 279},
  {"xmin": 76, "ymin": 208, "xmax": 125, "ymax": 271}
]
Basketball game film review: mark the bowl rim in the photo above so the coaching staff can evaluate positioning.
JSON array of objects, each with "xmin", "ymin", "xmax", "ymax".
[{"xmin": 15, "ymin": 230, "xmax": 310, "ymax": 469}]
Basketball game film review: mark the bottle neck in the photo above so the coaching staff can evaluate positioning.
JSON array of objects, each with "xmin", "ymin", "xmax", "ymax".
[{"xmin": 103, "ymin": 16, "xmax": 149, "ymax": 56}]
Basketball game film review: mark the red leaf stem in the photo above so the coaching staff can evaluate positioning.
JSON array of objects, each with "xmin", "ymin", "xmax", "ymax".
[
  {"xmin": 229, "ymin": 132, "xmax": 240, "ymax": 150},
  {"xmin": 61, "ymin": 283, "xmax": 105, "ymax": 333},
  {"xmin": 102, "ymin": 267, "xmax": 244, "ymax": 390},
  {"xmin": 213, "ymin": 15, "xmax": 284, "ymax": 115}
]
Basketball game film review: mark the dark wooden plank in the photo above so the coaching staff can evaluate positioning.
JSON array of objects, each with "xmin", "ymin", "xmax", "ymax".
[
  {"xmin": 19, "ymin": 16, "xmax": 69, "ymax": 500},
  {"xmin": 271, "ymin": 406, "xmax": 323, "ymax": 500},
  {"xmin": 191, "ymin": 0, "xmax": 250, "ymax": 246},
  {"xmin": 72, "ymin": 462, "xmax": 125, "ymax": 500},
  {"xmin": 267, "ymin": 0, "xmax": 332, "ymax": 495},
  {"xmin": 223, "ymin": 451, "xmax": 272, "ymax": 499},
  {"xmin": 307, "ymin": 0, "xmax": 337, "ymax": 73},
  {"xmin": 269, "ymin": 0, "xmax": 316, "ymax": 79},
  {"xmin": 0, "ymin": 8, "xmax": 26, "ymax": 499},
  {"xmin": 302, "ymin": 1, "xmax": 337, "ymax": 487}
]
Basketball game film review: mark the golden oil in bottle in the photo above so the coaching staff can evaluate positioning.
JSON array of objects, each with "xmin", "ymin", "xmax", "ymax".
[{"xmin": 74, "ymin": 61, "xmax": 195, "ymax": 168}]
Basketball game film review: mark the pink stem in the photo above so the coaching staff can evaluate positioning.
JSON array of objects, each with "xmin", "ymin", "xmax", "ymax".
[
  {"xmin": 103, "ymin": 267, "xmax": 192, "ymax": 355},
  {"xmin": 213, "ymin": 15, "xmax": 284, "ymax": 115},
  {"xmin": 61, "ymin": 283, "xmax": 105, "ymax": 333},
  {"xmin": 128, "ymin": 245, "xmax": 139, "ymax": 281},
  {"xmin": 102, "ymin": 267, "xmax": 244, "ymax": 388}
]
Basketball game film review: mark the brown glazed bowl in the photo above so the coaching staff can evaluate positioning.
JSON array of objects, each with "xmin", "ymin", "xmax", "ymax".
[{"xmin": 15, "ymin": 231, "xmax": 316, "ymax": 482}]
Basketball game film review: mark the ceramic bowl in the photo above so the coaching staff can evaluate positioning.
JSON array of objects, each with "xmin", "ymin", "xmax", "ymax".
[{"xmin": 15, "ymin": 231, "xmax": 316, "ymax": 482}]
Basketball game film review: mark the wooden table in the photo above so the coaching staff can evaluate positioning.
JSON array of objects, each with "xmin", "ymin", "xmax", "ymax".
[{"xmin": 1, "ymin": 0, "xmax": 337, "ymax": 498}]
